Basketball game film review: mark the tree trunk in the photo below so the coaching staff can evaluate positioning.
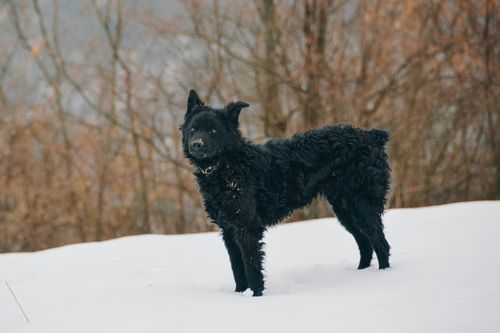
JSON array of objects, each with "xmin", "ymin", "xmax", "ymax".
[{"xmin": 260, "ymin": 0, "xmax": 286, "ymax": 138}]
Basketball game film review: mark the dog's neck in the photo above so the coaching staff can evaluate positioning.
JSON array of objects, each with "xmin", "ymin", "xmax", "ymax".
[{"xmin": 194, "ymin": 162, "xmax": 221, "ymax": 176}]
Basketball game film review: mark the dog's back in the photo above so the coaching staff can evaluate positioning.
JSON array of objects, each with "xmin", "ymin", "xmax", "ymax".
[{"xmin": 251, "ymin": 124, "xmax": 390, "ymax": 220}]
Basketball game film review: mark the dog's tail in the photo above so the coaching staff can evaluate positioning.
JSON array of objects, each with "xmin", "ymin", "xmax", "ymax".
[{"xmin": 368, "ymin": 129, "xmax": 390, "ymax": 147}]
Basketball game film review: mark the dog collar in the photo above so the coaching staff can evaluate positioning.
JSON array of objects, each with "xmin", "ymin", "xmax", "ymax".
[{"xmin": 195, "ymin": 162, "xmax": 221, "ymax": 176}]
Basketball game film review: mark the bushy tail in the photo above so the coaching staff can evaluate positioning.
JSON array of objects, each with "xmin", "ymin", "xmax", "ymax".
[{"xmin": 368, "ymin": 129, "xmax": 390, "ymax": 146}]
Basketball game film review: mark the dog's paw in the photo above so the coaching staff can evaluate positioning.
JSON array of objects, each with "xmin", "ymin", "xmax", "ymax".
[
  {"xmin": 235, "ymin": 285, "xmax": 248, "ymax": 293},
  {"xmin": 252, "ymin": 290, "xmax": 263, "ymax": 297},
  {"xmin": 357, "ymin": 262, "xmax": 371, "ymax": 269}
]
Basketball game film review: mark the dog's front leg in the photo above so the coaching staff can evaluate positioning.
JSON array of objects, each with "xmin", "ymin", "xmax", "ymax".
[
  {"xmin": 220, "ymin": 226, "xmax": 248, "ymax": 292},
  {"xmin": 235, "ymin": 225, "xmax": 265, "ymax": 296}
]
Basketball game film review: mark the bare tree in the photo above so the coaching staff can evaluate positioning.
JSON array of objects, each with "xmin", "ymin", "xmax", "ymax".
[{"xmin": 1, "ymin": 0, "xmax": 498, "ymax": 252}]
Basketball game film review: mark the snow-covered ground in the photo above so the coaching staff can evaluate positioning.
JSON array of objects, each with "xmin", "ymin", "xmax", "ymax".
[{"xmin": 1, "ymin": 201, "xmax": 499, "ymax": 333}]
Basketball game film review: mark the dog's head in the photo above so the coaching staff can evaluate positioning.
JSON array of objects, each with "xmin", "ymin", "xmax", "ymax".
[{"xmin": 180, "ymin": 89, "xmax": 249, "ymax": 163}]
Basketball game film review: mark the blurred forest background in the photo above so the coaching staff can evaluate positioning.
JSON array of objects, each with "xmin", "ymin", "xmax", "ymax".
[{"xmin": 0, "ymin": 0, "xmax": 498, "ymax": 252}]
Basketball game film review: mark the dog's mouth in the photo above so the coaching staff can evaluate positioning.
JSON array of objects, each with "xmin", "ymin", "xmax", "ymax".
[{"xmin": 189, "ymin": 149, "xmax": 217, "ymax": 160}]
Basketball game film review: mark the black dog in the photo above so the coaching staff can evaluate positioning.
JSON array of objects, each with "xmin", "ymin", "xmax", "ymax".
[{"xmin": 181, "ymin": 90, "xmax": 391, "ymax": 296}]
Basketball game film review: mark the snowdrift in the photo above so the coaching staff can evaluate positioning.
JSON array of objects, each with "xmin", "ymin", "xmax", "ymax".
[{"xmin": 1, "ymin": 201, "xmax": 499, "ymax": 333}]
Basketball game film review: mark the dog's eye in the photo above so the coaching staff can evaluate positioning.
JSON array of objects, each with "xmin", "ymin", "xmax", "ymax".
[
  {"xmin": 210, "ymin": 129, "xmax": 217, "ymax": 134},
  {"xmin": 190, "ymin": 128, "xmax": 195, "ymax": 133}
]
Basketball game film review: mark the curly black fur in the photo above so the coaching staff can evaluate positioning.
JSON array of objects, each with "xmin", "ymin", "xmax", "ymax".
[{"xmin": 181, "ymin": 90, "xmax": 391, "ymax": 296}]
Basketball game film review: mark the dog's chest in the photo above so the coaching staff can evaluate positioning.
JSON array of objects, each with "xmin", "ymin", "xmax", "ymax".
[
  {"xmin": 198, "ymin": 173, "xmax": 243, "ymax": 220},
  {"xmin": 221, "ymin": 177, "xmax": 242, "ymax": 205}
]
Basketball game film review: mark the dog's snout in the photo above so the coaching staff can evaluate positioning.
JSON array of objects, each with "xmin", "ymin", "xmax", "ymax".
[{"xmin": 190, "ymin": 139, "xmax": 204, "ymax": 151}]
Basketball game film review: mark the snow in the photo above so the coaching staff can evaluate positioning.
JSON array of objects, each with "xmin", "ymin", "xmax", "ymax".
[{"xmin": 1, "ymin": 201, "xmax": 499, "ymax": 333}]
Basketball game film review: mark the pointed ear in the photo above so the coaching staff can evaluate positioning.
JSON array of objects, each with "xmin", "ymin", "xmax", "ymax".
[
  {"xmin": 186, "ymin": 89, "xmax": 204, "ymax": 115},
  {"xmin": 224, "ymin": 101, "xmax": 249, "ymax": 126}
]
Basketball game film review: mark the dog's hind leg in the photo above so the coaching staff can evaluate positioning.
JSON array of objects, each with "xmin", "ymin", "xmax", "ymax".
[
  {"xmin": 234, "ymin": 225, "xmax": 266, "ymax": 297},
  {"xmin": 221, "ymin": 227, "xmax": 248, "ymax": 292},
  {"xmin": 329, "ymin": 200, "xmax": 374, "ymax": 269},
  {"xmin": 350, "ymin": 199, "xmax": 391, "ymax": 269}
]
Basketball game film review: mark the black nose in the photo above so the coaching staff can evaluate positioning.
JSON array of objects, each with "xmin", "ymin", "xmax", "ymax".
[{"xmin": 191, "ymin": 140, "xmax": 204, "ymax": 151}]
